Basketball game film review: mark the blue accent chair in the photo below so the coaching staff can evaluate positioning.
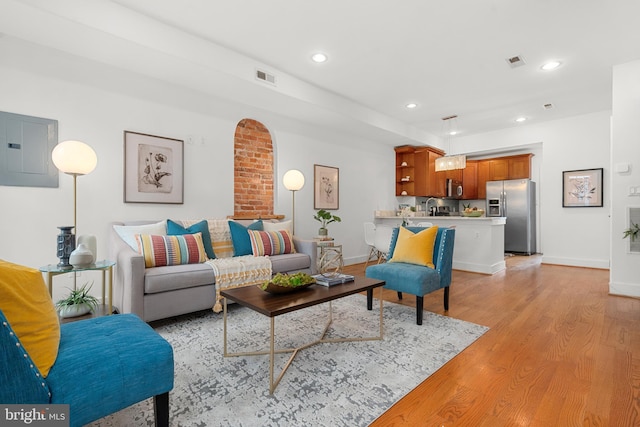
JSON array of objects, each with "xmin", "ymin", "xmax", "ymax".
[
  {"xmin": 0, "ymin": 311, "xmax": 174, "ymax": 427},
  {"xmin": 366, "ymin": 226, "xmax": 455, "ymax": 325}
]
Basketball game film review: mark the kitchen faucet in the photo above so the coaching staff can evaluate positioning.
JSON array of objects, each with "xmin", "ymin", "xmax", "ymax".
[{"xmin": 425, "ymin": 197, "xmax": 437, "ymax": 216}]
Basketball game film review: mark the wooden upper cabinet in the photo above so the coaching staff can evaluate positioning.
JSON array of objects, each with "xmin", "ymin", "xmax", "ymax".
[
  {"xmin": 477, "ymin": 160, "xmax": 490, "ymax": 199},
  {"xmin": 395, "ymin": 146, "xmax": 531, "ymax": 199},
  {"xmin": 444, "ymin": 169, "xmax": 463, "ymax": 181},
  {"xmin": 395, "ymin": 145, "xmax": 416, "ymax": 196},
  {"xmin": 429, "ymin": 151, "xmax": 446, "ymax": 197},
  {"xmin": 415, "ymin": 149, "xmax": 445, "ymax": 197},
  {"xmin": 488, "ymin": 159, "xmax": 509, "ymax": 181},
  {"xmin": 508, "ymin": 154, "xmax": 532, "ymax": 179},
  {"xmin": 396, "ymin": 145, "xmax": 444, "ymax": 197},
  {"xmin": 477, "ymin": 154, "xmax": 533, "ymax": 198},
  {"xmin": 462, "ymin": 160, "xmax": 478, "ymax": 200}
]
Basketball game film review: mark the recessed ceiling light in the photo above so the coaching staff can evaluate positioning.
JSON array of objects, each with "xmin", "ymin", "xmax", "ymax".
[
  {"xmin": 541, "ymin": 61, "xmax": 561, "ymax": 71},
  {"xmin": 311, "ymin": 52, "xmax": 328, "ymax": 63},
  {"xmin": 449, "ymin": 131, "xmax": 458, "ymax": 136},
  {"xmin": 405, "ymin": 103, "xmax": 418, "ymax": 109},
  {"xmin": 515, "ymin": 116, "xmax": 527, "ymax": 123}
]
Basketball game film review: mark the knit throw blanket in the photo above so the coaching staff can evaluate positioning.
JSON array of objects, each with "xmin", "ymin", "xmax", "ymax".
[{"xmin": 206, "ymin": 255, "xmax": 272, "ymax": 313}]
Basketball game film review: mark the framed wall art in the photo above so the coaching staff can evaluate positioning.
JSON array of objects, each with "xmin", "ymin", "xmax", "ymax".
[
  {"xmin": 124, "ymin": 131, "xmax": 184, "ymax": 204},
  {"xmin": 314, "ymin": 164, "xmax": 339, "ymax": 210},
  {"xmin": 627, "ymin": 207, "xmax": 640, "ymax": 254},
  {"xmin": 562, "ymin": 168, "xmax": 603, "ymax": 207}
]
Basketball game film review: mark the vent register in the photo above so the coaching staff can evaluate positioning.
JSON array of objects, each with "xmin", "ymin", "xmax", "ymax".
[{"xmin": 256, "ymin": 69, "xmax": 276, "ymax": 85}]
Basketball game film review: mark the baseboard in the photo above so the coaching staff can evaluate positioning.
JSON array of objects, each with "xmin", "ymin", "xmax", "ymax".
[
  {"xmin": 541, "ymin": 256, "xmax": 609, "ymax": 269},
  {"xmin": 609, "ymin": 281, "xmax": 640, "ymax": 298},
  {"xmin": 452, "ymin": 260, "xmax": 506, "ymax": 275}
]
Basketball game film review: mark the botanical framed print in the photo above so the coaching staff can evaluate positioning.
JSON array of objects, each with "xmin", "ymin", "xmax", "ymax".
[
  {"xmin": 124, "ymin": 131, "xmax": 184, "ymax": 204},
  {"xmin": 627, "ymin": 207, "xmax": 640, "ymax": 254},
  {"xmin": 562, "ymin": 168, "xmax": 603, "ymax": 207},
  {"xmin": 314, "ymin": 164, "xmax": 339, "ymax": 210}
]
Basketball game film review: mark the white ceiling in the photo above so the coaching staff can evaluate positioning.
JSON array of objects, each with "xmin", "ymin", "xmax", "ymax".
[{"xmin": 2, "ymin": 0, "xmax": 640, "ymax": 147}]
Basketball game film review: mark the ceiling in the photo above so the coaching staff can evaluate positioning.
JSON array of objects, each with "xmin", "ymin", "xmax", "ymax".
[{"xmin": 2, "ymin": 0, "xmax": 640, "ymax": 147}]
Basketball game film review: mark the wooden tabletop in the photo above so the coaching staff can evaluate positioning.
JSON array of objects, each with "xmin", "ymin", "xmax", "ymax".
[{"xmin": 221, "ymin": 275, "xmax": 384, "ymax": 317}]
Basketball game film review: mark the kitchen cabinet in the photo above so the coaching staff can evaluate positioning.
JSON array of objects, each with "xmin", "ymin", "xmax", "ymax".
[
  {"xmin": 395, "ymin": 145, "xmax": 445, "ymax": 196},
  {"xmin": 416, "ymin": 148, "xmax": 445, "ymax": 197},
  {"xmin": 488, "ymin": 159, "xmax": 509, "ymax": 180},
  {"xmin": 395, "ymin": 147, "xmax": 531, "ymax": 198},
  {"xmin": 462, "ymin": 160, "xmax": 478, "ymax": 199},
  {"xmin": 477, "ymin": 160, "xmax": 490, "ymax": 199},
  {"xmin": 395, "ymin": 146, "xmax": 415, "ymax": 196},
  {"xmin": 508, "ymin": 154, "xmax": 532, "ymax": 179},
  {"xmin": 476, "ymin": 154, "xmax": 533, "ymax": 198}
]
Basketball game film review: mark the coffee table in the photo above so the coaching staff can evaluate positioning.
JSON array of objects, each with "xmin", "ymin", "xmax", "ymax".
[{"xmin": 221, "ymin": 276, "xmax": 385, "ymax": 394}]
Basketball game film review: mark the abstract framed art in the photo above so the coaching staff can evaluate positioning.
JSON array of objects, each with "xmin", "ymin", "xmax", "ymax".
[
  {"xmin": 562, "ymin": 168, "xmax": 603, "ymax": 207},
  {"xmin": 124, "ymin": 131, "xmax": 184, "ymax": 204},
  {"xmin": 314, "ymin": 164, "xmax": 339, "ymax": 210}
]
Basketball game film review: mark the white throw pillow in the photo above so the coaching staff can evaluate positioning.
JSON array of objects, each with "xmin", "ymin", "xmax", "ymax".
[
  {"xmin": 113, "ymin": 220, "xmax": 167, "ymax": 251},
  {"xmin": 263, "ymin": 220, "xmax": 293, "ymax": 235}
]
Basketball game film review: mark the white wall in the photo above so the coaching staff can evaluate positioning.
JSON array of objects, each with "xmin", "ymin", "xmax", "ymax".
[
  {"xmin": 610, "ymin": 60, "xmax": 640, "ymax": 297},
  {"xmin": 453, "ymin": 111, "xmax": 611, "ymax": 269},
  {"xmin": 0, "ymin": 65, "xmax": 396, "ymax": 301}
]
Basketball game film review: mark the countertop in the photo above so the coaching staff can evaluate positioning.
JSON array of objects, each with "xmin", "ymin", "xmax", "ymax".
[{"xmin": 374, "ymin": 215, "xmax": 506, "ymax": 223}]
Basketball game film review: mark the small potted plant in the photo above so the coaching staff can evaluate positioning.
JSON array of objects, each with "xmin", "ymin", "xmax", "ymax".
[
  {"xmin": 313, "ymin": 209, "xmax": 341, "ymax": 237},
  {"xmin": 56, "ymin": 282, "xmax": 100, "ymax": 319},
  {"xmin": 623, "ymin": 221, "xmax": 640, "ymax": 241}
]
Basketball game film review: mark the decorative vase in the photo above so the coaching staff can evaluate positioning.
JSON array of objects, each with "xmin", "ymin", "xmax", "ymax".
[
  {"xmin": 77, "ymin": 234, "xmax": 97, "ymax": 261},
  {"xmin": 69, "ymin": 243, "xmax": 95, "ymax": 268},
  {"xmin": 56, "ymin": 226, "xmax": 75, "ymax": 270},
  {"xmin": 318, "ymin": 227, "xmax": 328, "ymax": 237},
  {"xmin": 58, "ymin": 304, "xmax": 91, "ymax": 319}
]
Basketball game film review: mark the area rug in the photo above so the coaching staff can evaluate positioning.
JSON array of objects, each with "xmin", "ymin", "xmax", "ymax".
[{"xmin": 90, "ymin": 294, "xmax": 488, "ymax": 427}]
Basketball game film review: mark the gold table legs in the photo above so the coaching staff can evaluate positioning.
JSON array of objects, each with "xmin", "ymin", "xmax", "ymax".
[{"xmin": 223, "ymin": 287, "xmax": 384, "ymax": 394}]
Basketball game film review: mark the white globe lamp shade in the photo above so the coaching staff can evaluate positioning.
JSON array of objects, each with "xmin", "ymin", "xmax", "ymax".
[
  {"xmin": 283, "ymin": 169, "xmax": 305, "ymax": 191},
  {"xmin": 52, "ymin": 140, "xmax": 98, "ymax": 175}
]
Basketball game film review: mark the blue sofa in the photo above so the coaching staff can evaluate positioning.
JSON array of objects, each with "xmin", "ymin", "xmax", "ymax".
[
  {"xmin": 366, "ymin": 226, "xmax": 455, "ymax": 325},
  {"xmin": 0, "ymin": 311, "xmax": 174, "ymax": 427}
]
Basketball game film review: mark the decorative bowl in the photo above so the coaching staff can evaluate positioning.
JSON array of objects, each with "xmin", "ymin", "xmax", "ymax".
[
  {"xmin": 462, "ymin": 209, "xmax": 485, "ymax": 217},
  {"xmin": 258, "ymin": 272, "xmax": 316, "ymax": 294},
  {"xmin": 259, "ymin": 281, "xmax": 314, "ymax": 294}
]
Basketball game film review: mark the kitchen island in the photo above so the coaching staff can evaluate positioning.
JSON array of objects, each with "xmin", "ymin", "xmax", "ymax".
[{"xmin": 374, "ymin": 216, "xmax": 506, "ymax": 274}]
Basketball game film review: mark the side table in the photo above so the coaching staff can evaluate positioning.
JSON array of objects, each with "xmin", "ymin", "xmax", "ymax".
[{"xmin": 39, "ymin": 260, "xmax": 116, "ymax": 320}]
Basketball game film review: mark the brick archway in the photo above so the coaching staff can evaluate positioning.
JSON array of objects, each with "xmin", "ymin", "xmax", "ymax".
[{"xmin": 234, "ymin": 119, "xmax": 274, "ymax": 216}]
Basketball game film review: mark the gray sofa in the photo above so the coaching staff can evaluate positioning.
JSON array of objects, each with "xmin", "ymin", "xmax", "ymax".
[{"xmin": 108, "ymin": 220, "xmax": 318, "ymax": 322}]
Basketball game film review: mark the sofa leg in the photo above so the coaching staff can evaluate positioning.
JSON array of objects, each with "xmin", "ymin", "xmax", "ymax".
[
  {"xmin": 366, "ymin": 289, "xmax": 373, "ymax": 310},
  {"xmin": 397, "ymin": 292, "xmax": 403, "ymax": 300},
  {"xmin": 416, "ymin": 296, "xmax": 423, "ymax": 325},
  {"xmin": 444, "ymin": 287, "xmax": 450, "ymax": 311},
  {"xmin": 154, "ymin": 392, "xmax": 170, "ymax": 427}
]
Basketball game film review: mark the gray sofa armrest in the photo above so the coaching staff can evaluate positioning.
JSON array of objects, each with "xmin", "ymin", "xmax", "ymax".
[
  {"xmin": 108, "ymin": 222, "xmax": 146, "ymax": 318},
  {"xmin": 293, "ymin": 236, "xmax": 318, "ymax": 275}
]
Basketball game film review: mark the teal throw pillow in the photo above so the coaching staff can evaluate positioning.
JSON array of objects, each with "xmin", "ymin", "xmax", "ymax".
[
  {"xmin": 228, "ymin": 220, "xmax": 263, "ymax": 256},
  {"xmin": 167, "ymin": 219, "xmax": 216, "ymax": 259}
]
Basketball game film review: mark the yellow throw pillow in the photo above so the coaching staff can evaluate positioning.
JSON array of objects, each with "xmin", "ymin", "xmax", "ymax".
[
  {"xmin": 389, "ymin": 226, "xmax": 439, "ymax": 268},
  {"xmin": 0, "ymin": 259, "xmax": 60, "ymax": 377}
]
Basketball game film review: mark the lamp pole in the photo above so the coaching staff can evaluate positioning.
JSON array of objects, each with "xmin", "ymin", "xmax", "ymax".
[{"xmin": 291, "ymin": 189, "xmax": 297, "ymax": 235}]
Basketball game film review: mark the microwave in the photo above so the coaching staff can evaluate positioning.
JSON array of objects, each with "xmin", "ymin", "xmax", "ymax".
[{"xmin": 446, "ymin": 179, "xmax": 463, "ymax": 199}]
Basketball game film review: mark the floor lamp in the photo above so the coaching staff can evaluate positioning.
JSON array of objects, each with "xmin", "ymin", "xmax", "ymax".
[
  {"xmin": 52, "ymin": 140, "xmax": 98, "ymax": 271},
  {"xmin": 283, "ymin": 170, "xmax": 305, "ymax": 235}
]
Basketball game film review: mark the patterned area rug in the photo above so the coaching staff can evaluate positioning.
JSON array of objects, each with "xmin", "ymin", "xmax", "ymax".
[{"xmin": 90, "ymin": 294, "xmax": 488, "ymax": 426}]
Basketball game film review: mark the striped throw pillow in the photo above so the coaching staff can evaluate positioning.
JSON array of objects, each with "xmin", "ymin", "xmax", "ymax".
[
  {"xmin": 248, "ymin": 230, "xmax": 296, "ymax": 256},
  {"xmin": 135, "ymin": 233, "xmax": 207, "ymax": 267}
]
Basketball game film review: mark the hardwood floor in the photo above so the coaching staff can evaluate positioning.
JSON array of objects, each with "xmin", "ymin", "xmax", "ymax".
[{"xmin": 343, "ymin": 256, "xmax": 640, "ymax": 426}]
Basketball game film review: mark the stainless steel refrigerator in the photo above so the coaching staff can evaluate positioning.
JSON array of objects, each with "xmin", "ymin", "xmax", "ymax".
[{"xmin": 486, "ymin": 179, "xmax": 536, "ymax": 255}]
